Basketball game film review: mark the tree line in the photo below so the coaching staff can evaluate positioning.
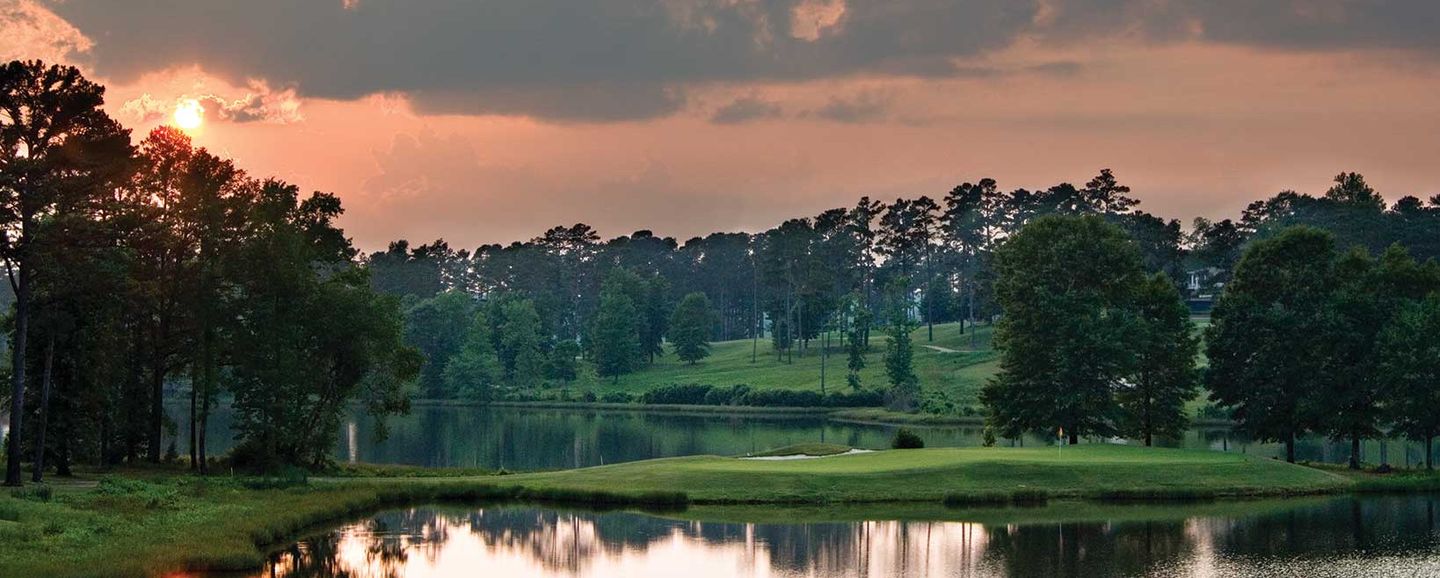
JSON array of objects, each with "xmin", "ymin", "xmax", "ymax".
[
  {"xmin": 377, "ymin": 168, "xmax": 1440, "ymax": 409},
  {"xmin": 1, "ymin": 61, "xmax": 418, "ymax": 484},
  {"xmin": 983, "ymin": 214, "xmax": 1440, "ymax": 469}
]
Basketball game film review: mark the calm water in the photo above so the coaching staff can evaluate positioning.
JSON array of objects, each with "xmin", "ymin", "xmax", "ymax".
[
  {"xmin": 226, "ymin": 495, "xmax": 1440, "ymax": 578},
  {"xmin": 165, "ymin": 403, "xmax": 1439, "ymax": 471}
]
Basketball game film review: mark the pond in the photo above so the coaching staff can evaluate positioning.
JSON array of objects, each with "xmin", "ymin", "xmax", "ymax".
[
  {"xmin": 165, "ymin": 403, "xmax": 1439, "ymax": 471},
  {"xmin": 219, "ymin": 495, "xmax": 1440, "ymax": 577}
]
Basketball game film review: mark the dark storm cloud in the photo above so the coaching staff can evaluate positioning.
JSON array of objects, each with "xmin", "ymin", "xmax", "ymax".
[
  {"xmin": 43, "ymin": 0, "xmax": 1440, "ymax": 122},
  {"xmin": 810, "ymin": 90, "xmax": 891, "ymax": 123},
  {"xmin": 710, "ymin": 96, "xmax": 785, "ymax": 124}
]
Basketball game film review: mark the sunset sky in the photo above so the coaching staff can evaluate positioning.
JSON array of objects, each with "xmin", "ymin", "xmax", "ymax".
[{"xmin": 3, "ymin": 0, "xmax": 1438, "ymax": 251}]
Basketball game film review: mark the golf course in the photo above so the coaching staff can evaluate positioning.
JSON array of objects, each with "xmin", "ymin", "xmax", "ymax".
[{"xmin": 4, "ymin": 443, "xmax": 1425, "ymax": 577}]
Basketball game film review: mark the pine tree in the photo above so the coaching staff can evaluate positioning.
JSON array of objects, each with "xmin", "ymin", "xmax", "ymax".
[
  {"xmin": 883, "ymin": 303, "xmax": 918, "ymax": 410},
  {"xmin": 670, "ymin": 292, "xmax": 715, "ymax": 364},
  {"xmin": 592, "ymin": 287, "xmax": 641, "ymax": 381}
]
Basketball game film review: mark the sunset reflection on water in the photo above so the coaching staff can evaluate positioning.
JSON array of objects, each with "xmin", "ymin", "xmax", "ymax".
[{"xmin": 239, "ymin": 496, "xmax": 1440, "ymax": 578}]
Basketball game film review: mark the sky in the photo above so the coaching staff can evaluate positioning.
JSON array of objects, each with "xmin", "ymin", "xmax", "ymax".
[{"xmin": 3, "ymin": 0, "xmax": 1439, "ymax": 251}]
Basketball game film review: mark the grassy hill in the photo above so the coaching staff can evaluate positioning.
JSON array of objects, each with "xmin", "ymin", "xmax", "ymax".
[
  {"xmin": 592, "ymin": 321, "xmax": 999, "ymax": 409},
  {"xmin": 503, "ymin": 445, "xmax": 1348, "ymax": 503}
]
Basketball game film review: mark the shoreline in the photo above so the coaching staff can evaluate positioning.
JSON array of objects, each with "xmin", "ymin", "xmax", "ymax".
[{"xmin": 4, "ymin": 445, "xmax": 1438, "ymax": 576}]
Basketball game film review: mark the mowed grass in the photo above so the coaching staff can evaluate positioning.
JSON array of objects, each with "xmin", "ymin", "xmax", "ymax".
[
  {"xmin": 597, "ymin": 321, "xmax": 998, "ymax": 405},
  {"xmin": 501, "ymin": 445, "xmax": 1350, "ymax": 504},
  {"xmin": 0, "ymin": 444, "xmax": 1388, "ymax": 577}
]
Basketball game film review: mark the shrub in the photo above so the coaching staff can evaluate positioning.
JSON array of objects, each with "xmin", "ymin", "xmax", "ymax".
[
  {"xmin": 892, "ymin": 428, "xmax": 925, "ymax": 449},
  {"xmin": 703, "ymin": 384, "xmax": 751, "ymax": 406},
  {"xmin": 1010, "ymin": 488, "xmax": 1050, "ymax": 505},
  {"xmin": 240, "ymin": 466, "xmax": 310, "ymax": 490},
  {"xmin": 640, "ymin": 383, "xmax": 714, "ymax": 405},
  {"xmin": 823, "ymin": 389, "xmax": 884, "ymax": 407},
  {"xmin": 740, "ymin": 389, "xmax": 824, "ymax": 407},
  {"xmin": 95, "ymin": 477, "xmax": 178, "ymax": 509},
  {"xmin": 11, "ymin": 485, "xmax": 53, "ymax": 503},
  {"xmin": 600, "ymin": 391, "xmax": 635, "ymax": 404}
]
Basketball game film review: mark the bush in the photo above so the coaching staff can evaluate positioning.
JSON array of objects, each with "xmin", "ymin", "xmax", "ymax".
[
  {"xmin": 823, "ymin": 389, "xmax": 884, "ymax": 408},
  {"xmin": 599, "ymin": 391, "xmax": 635, "ymax": 404},
  {"xmin": 703, "ymin": 384, "xmax": 751, "ymax": 406},
  {"xmin": 640, "ymin": 383, "xmax": 714, "ymax": 405},
  {"xmin": 240, "ymin": 466, "xmax": 310, "ymax": 490},
  {"xmin": 95, "ymin": 477, "xmax": 178, "ymax": 509},
  {"xmin": 892, "ymin": 428, "xmax": 925, "ymax": 449},
  {"xmin": 11, "ymin": 485, "xmax": 53, "ymax": 503},
  {"xmin": 740, "ymin": 389, "xmax": 824, "ymax": 407},
  {"xmin": 633, "ymin": 384, "xmax": 883, "ymax": 408}
]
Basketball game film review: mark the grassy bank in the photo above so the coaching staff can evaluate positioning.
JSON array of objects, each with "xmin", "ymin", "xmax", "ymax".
[
  {"xmin": 0, "ymin": 445, "xmax": 1406, "ymax": 576},
  {"xmin": 0, "ymin": 469, "xmax": 685, "ymax": 578},
  {"xmin": 500, "ymin": 445, "xmax": 1350, "ymax": 504}
]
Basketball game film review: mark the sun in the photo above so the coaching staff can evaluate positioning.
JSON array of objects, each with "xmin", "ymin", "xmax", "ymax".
[{"xmin": 173, "ymin": 99, "xmax": 204, "ymax": 132}]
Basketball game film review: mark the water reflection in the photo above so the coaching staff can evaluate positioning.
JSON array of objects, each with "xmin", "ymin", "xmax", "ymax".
[
  {"xmin": 166, "ymin": 404, "xmax": 1440, "ymax": 471},
  {"xmin": 242, "ymin": 496, "xmax": 1440, "ymax": 578}
]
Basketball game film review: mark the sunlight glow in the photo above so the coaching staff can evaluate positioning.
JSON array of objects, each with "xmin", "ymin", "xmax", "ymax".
[{"xmin": 172, "ymin": 99, "xmax": 204, "ymax": 132}]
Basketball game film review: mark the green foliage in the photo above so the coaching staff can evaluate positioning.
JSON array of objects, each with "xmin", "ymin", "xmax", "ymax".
[
  {"xmin": 1118, "ymin": 273, "xmax": 1199, "ymax": 445},
  {"xmin": 635, "ymin": 382, "xmax": 880, "ymax": 407},
  {"xmin": 403, "ymin": 291, "xmax": 475, "ymax": 397},
  {"xmin": 592, "ymin": 278, "xmax": 642, "ymax": 380},
  {"xmin": 497, "ymin": 299, "xmax": 545, "ymax": 391},
  {"xmin": 10, "ymin": 484, "xmax": 53, "ymax": 503},
  {"xmin": 1379, "ymin": 293, "xmax": 1440, "ymax": 469},
  {"xmin": 983, "ymin": 215, "xmax": 1145, "ymax": 441},
  {"xmin": 891, "ymin": 428, "xmax": 925, "ymax": 449},
  {"xmin": 670, "ymin": 292, "xmax": 715, "ymax": 364},
  {"xmin": 883, "ymin": 297, "xmax": 919, "ymax": 410},
  {"xmin": 226, "ymin": 184, "xmax": 419, "ymax": 471},
  {"xmin": 442, "ymin": 308, "xmax": 502, "ymax": 401},
  {"xmin": 642, "ymin": 275, "xmax": 671, "ymax": 363},
  {"xmin": 548, "ymin": 340, "xmax": 581, "ymax": 382},
  {"xmin": 1205, "ymin": 227, "xmax": 1337, "ymax": 461}
]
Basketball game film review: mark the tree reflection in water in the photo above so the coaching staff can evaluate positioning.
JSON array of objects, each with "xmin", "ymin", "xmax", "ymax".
[{"xmin": 249, "ymin": 495, "xmax": 1440, "ymax": 578}]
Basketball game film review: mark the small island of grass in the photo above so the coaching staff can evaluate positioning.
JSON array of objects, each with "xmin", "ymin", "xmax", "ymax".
[{"xmin": 747, "ymin": 443, "xmax": 857, "ymax": 458}]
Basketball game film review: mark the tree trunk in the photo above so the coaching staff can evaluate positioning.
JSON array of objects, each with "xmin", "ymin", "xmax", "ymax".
[
  {"xmin": 1286, "ymin": 433, "xmax": 1296, "ymax": 463},
  {"xmin": 189, "ymin": 382, "xmax": 198, "ymax": 470},
  {"xmin": 1427, "ymin": 436, "xmax": 1434, "ymax": 471},
  {"xmin": 4, "ymin": 264, "xmax": 32, "ymax": 487},
  {"xmin": 30, "ymin": 337, "xmax": 54, "ymax": 483},
  {"xmin": 1068, "ymin": 432, "xmax": 1078, "ymax": 445},
  {"xmin": 148, "ymin": 355, "xmax": 165, "ymax": 463},
  {"xmin": 1349, "ymin": 435, "xmax": 1361, "ymax": 470}
]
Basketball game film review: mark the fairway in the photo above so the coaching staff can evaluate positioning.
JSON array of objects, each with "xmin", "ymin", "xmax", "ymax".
[
  {"xmin": 503, "ymin": 445, "xmax": 1349, "ymax": 503},
  {"xmin": 598, "ymin": 321, "xmax": 999, "ymax": 406}
]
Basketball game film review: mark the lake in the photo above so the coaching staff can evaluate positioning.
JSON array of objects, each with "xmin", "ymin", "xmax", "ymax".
[
  {"xmin": 164, "ymin": 403, "xmax": 1439, "ymax": 470},
  {"xmin": 221, "ymin": 495, "xmax": 1440, "ymax": 577}
]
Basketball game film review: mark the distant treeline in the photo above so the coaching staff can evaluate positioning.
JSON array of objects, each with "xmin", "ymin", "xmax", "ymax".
[{"xmin": 375, "ymin": 168, "xmax": 1440, "ymax": 401}]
